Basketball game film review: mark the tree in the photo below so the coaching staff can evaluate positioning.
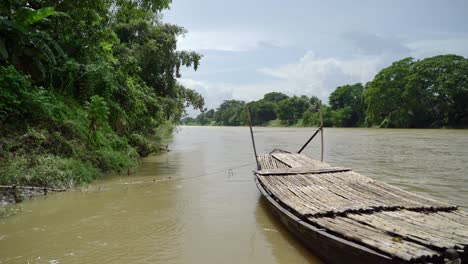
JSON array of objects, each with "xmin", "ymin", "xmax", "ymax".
[
  {"xmin": 302, "ymin": 105, "xmax": 334, "ymax": 127},
  {"xmin": 276, "ymin": 96, "xmax": 310, "ymax": 124},
  {"xmin": 205, "ymin": 109, "xmax": 215, "ymax": 119},
  {"xmin": 245, "ymin": 100, "xmax": 276, "ymax": 125},
  {"xmin": 194, "ymin": 109, "xmax": 215, "ymax": 125},
  {"xmin": 181, "ymin": 116, "xmax": 195, "ymax": 125},
  {"xmin": 365, "ymin": 55, "xmax": 468, "ymax": 128},
  {"xmin": 215, "ymin": 100, "xmax": 245, "ymax": 126},
  {"xmin": 404, "ymin": 55, "xmax": 468, "ymax": 127},
  {"xmin": 309, "ymin": 96, "xmax": 321, "ymax": 112},
  {"xmin": 328, "ymin": 83, "xmax": 365, "ymax": 126},
  {"xmin": 365, "ymin": 58, "xmax": 414, "ymax": 127},
  {"xmin": 263, "ymin": 92, "xmax": 289, "ymax": 103},
  {"xmin": 0, "ymin": 5, "xmax": 66, "ymax": 80}
]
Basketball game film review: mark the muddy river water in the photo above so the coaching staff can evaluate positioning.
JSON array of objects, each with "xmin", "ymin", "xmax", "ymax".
[{"xmin": 1, "ymin": 127, "xmax": 467, "ymax": 263}]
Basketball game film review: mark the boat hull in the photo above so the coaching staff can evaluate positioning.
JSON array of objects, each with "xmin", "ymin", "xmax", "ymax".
[{"xmin": 255, "ymin": 176, "xmax": 403, "ymax": 264}]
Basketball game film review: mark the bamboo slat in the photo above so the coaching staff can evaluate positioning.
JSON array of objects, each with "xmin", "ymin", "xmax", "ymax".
[
  {"xmin": 311, "ymin": 216, "xmax": 441, "ymax": 262},
  {"xmin": 258, "ymin": 153, "xmax": 455, "ymax": 215},
  {"xmin": 271, "ymin": 153, "xmax": 329, "ymax": 168},
  {"xmin": 348, "ymin": 211, "xmax": 468, "ymax": 250},
  {"xmin": 257, "ymin": 154, "xmax": 289, "ymax": 170},
  {"xmin": 256, "ymin": 167, "xmax": 351, "ymax": 175}
]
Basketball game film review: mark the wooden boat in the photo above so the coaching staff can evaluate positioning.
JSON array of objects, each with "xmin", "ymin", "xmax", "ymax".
[{"xmin": 253, "ymin": 150, "xmax": 468, "ymax": 263}]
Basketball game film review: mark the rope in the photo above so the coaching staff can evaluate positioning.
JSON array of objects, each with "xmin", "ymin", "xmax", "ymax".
[
  {"xmin": 165, "ymin": 162, "xmax": 255, "ymax": 183},
  {"xmin": 118, "ymin": 162, "xmax": 256, "ymax": 185}
]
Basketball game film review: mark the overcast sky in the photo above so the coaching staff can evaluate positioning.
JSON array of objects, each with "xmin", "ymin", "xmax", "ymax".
[{"xmin": 163, "ymin": 0, "xmax": 468, "ymax": 114}]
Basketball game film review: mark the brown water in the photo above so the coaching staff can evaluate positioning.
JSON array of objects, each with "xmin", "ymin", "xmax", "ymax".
[{"xmin": 1, "ymin": 127, "xmax": 467, "ymax": 264}]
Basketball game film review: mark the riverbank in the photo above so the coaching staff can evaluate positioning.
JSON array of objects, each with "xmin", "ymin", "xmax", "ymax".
[
  {"xmin": 0, "ymin": 185, "xmax": 66, "ymax": 205},
  {"xmin": 0, "ymin": 110, "xmax": 173, "ymax": 205}
]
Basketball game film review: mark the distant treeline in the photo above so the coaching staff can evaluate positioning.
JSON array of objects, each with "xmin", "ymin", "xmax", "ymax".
[{"xmin": 183, "ymin": 55, "xmax": 468, "ymax": 128}]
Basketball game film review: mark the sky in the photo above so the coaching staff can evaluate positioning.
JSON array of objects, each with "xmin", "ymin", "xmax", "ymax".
[{"xmin": 163, "ymin": 0, "xmax": 468, "ymax": 115}]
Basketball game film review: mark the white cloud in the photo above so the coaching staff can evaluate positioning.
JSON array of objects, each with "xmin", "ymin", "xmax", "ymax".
[
  {"xmin": 405, "ymin": 35, "xmax": 468, "ymax": 58},
  {"xmin": 177, "ymin": 30, "xmax": 290, "ymax": 51},
  {"xmin": 179, "ymin": 78, "xmax": 233, "ymax": 110},
  {"xmin": 179, "ymin": 78, "xmax": 289, "ymax": 110},
  {"xmin": 258, "ymin": 51, "xmax": 386, "ymax": 100}
]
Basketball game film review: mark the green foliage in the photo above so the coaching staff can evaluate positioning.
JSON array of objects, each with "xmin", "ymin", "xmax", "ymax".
[
  {"xmin": 128, "ymin": 133, "xmax": 158, "ymax": 156},
  {"xmin": 245, "ymin": 100, "xmax": 277, "ymax": 125},
  {"xmin": 0, "ymin": 5, "xmax": 65, "ymax": 80},
  {"xmin": 263, "ymin": 92, "xmax": 289, "ymax": 103},
  {"xmin": 365, "ymin": 55, "xmax": 468, "ymax": 128},
  {"xmin": 87, "ymin": 96, "xmax": 109, "ymax": 126},
  {"xmin": 330, "ymin": 106, "xmax": 354, "ymax": 127},
  {"xmin": 276, "ymin": 96, "xmax": 310, "ymax": 125},
  {"xmin": 0, "ymin": 65, "xmax": 31, "ymax": 118},
  {"xmin": 365, "ymin": 58, "xmax": 415, "ymax": 127},
  {"xmin": 91, "ymin": 148, "xmax": 135, "ymax": 172},
  {"xmin": 309, "ymin": 96, "xmax": 321, "ymax": 112},
  {"xmin": 86, "ymin": 95, "xmax": 110, "ymax": 142},
  {"xmin": 191, "ymin": 109, "xmax": 215, "ymax": 125},
  {"xmin": 215, "ymin": 100, "xmax": 245, "ymax": 126},
  {"xmin": 328, "ymin": 83, "xmax": 365, "ymax": 126},
  {"xmin": 13, "ymin": 7, "xmax": 64, "ymax": 26},
  {"xmin": 302, "ymin": 106, "xmax": 333, "ymax": 127},
  {"xmin": 0, "ymin": 1, "xmax": 205, "ymax": 188}
]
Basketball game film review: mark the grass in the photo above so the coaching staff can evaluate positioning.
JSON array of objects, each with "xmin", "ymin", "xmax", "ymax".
[{"xmin": 0, "ymin": 155, "xmax": 96, "ymax": 188}]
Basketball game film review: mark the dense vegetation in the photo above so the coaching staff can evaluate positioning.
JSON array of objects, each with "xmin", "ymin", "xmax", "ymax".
[
  {"xmin": 0, "ymin": 0, "xmax": 204, "ymax": 188},
  {"xmin": 184, "ymin": 55, "xmax": 468, "ymax": 128}
]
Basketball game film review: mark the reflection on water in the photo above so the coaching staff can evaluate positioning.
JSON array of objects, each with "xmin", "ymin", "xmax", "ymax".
[{"xmin": 0, "ymin": 127, "xmax": 467, "ymax": 263}]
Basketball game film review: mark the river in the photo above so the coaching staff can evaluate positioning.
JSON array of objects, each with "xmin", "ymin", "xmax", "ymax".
[{"xmin": 1, "ymin": 126, "xmax": 467, "ymax": 263}]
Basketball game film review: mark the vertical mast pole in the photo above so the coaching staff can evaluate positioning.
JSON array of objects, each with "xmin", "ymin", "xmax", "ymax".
[
  {"xmin": 320, "ymin": 100, "xmax": 324, "ymax": 162},
  {"xmin": 246, "ymin": 107, "xmax": 260, "ymax": 170}
]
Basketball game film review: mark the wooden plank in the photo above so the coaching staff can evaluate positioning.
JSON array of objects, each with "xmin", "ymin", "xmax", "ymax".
[{"xmin": 256, "ymin": 167, "xmax": 351, "ymax": 176}]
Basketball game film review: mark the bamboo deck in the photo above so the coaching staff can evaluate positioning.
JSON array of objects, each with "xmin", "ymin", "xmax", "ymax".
[{"xmin": 256, "ymin": 152, "xmax": 468, "ymax": 263}]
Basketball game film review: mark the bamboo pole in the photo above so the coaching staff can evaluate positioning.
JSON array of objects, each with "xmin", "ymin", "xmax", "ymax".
[
  {"xmin": 320, "ymin": 100, "xmax": 324, "ymax": 162},
  {"xmin": 246, "ymin": 107, "xmax": 260, "ymax": 170},
  {"xmin": 297, "ymin": 125, "xmax": 322, "ymax": 154}
]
